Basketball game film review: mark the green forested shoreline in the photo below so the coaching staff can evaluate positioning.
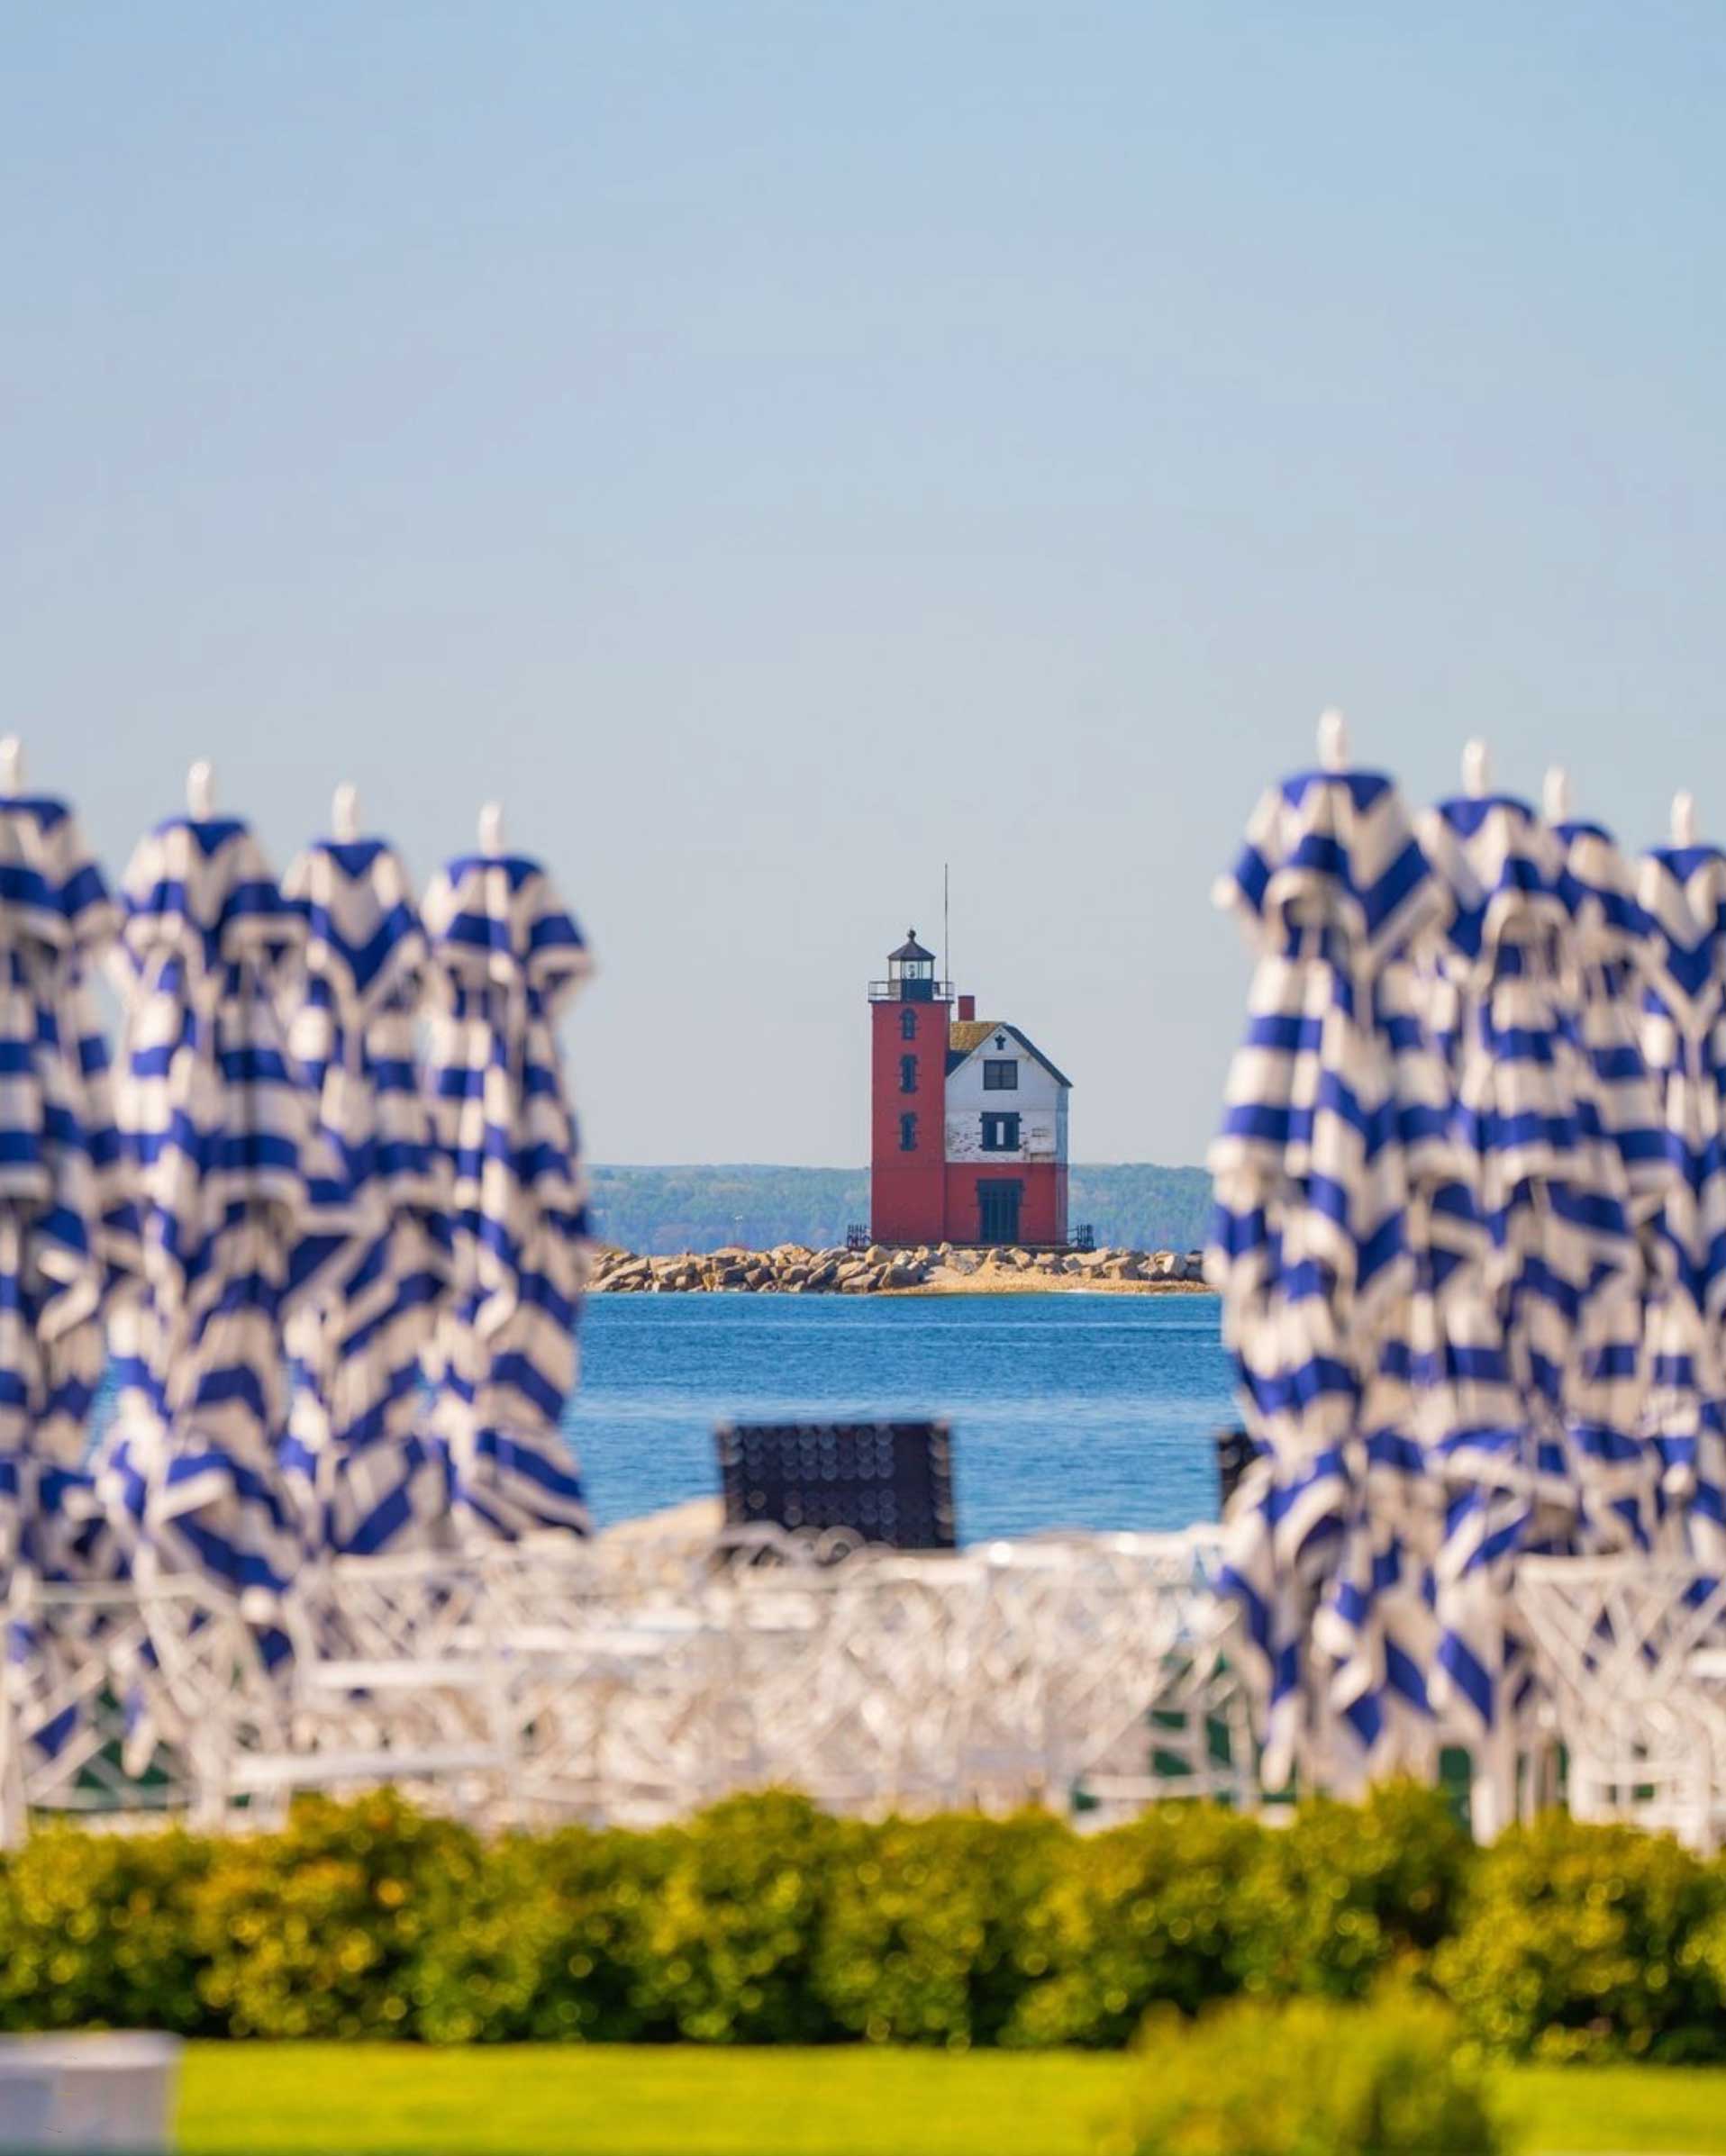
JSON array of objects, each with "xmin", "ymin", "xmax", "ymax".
[{"xmin": 586, "ymin": 1164, "xmax": 1211, "ymax": 1256}]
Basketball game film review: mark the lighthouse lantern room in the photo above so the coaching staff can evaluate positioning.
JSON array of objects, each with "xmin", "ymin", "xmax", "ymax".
[{"xmin": 868, "ymin": 929, "xmax": 1070, "ymax": 1247}]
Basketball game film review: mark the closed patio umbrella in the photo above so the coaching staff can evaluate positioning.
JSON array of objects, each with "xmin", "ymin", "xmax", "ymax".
[
  {"xmin": 1413, "ymin": 774, "xmax": 1645, "ymax": 1762},
  {"xmin": 278, "ymin": 801, "xmax": 450, "ymax": 1557},
  {"xmin": 1635, "ymin": 802, "xmax": 1726, "ymax": 1563},
  {"xmin": 0, "ymin": 772, "xmax": 131, "ymax": 1590},
  {"xmin": 1549, "ymin": 795, "xmax": 1672, "ymax": 1549},
  {"xmin": 1208, "ymin": 718, "xmax": 1479, "ymax": 1783},
  {"xmin": 422, "ymin": 813, "xmax": 595, "ymax": 1539},
  {"xmin": 0, "ymin": 757, "xmax": 137, "ymax": 1774},
  {"xmin": 98, "ymin": 775, "xmax": 354, "ymax": 1617}
]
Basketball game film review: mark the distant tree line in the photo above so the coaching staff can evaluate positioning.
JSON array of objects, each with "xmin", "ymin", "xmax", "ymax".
[{"xmin": 585, "ymin": 1164, "xmax": 1211, "ymax": 1255}]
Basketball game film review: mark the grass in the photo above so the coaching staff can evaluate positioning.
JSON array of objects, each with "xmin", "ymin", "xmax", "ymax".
[
  {"xmin": 177, "ymin": 2045, "xmax": 1137, "ymax": 2156},
  {"xmin": 176, "ymin": 2043, "xmax": 1726, "ymax": 2156}
]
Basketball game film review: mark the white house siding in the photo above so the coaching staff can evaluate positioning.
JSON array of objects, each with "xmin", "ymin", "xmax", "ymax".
[{"xmin": 943, "ymin": 1030, "xmax": 1067, "ymax": 1165}]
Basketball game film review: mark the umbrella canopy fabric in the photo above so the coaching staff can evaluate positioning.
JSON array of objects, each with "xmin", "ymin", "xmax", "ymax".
[
  {"xmin": 1417, "ymin": 797, "xmax": 1643, "ymax": 1480},
  {"xmin": 1636, "ymin": 841, "xmax": 1726, "ymax": 1562},
  {"xmin": 278, "ymin": 838, "xmax": 450, "ymax": 1558},
  {"xmin": 1208, "ymin": 768, "xmax": 1480, "ymax": 1782},
  {"xmin": 422, "ymin": 850, "xmax": 594, "ymax": 1539},
  {"xmin": 1552, "ymin": 817, "xmax": 1673, "ymax": 1549},
  {"xmin": 98, "ymin": 816, "xmax": 354, "ymax": 1613},
  {"xmin": 1414, "ymin": 794, "xmax": 1646, "ymax": 1744},
  {"xmin": 0, "ymin": 796, "xmax": 131, "ymax": 1591}
]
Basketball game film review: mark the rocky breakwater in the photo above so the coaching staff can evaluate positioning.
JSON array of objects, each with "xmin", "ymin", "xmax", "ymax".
[{"xmin": 586, "ymin": 1244, "xmax": 1210, "ymax": 1294}]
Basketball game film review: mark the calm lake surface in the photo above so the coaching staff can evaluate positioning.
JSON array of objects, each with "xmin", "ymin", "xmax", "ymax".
[{"xmin": 567, "ymin": 1291, "xmax": 1235, "ymax": 1542}]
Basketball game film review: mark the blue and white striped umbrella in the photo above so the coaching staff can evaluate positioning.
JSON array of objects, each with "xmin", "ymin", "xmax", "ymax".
[
  {"xmin": 98, "ymin": 815, "xmax": 354, "ymax": 1615},
  {"xmin": 1637, "ymin": 840, "xmax": 1726, "ymax": 1562},
  {"xmin": 0, "ymin": 793, "xmax": 138, "ymax": 1775},
  {"xmin": 0, "ymin": 795, "xmax": 130, "ymax": 1594},
  {"xmin": 278, "ymin": 837, "xmax": 450, "ymax": 1558},
  {"xmin": 1414, "ymin": 793, "xmax": 1645, "ymax": 1747},
  {"xmin": 422, "ymin": 849, "xmax": 593, "ymax": 1540},
  {"xmin": 1552, "ymin": 816, "xmax": 1672, "ymax": 1549},
  {"xmin": 1209, "ymin": 767, "xmax": 1478, "ymax": 1782}
]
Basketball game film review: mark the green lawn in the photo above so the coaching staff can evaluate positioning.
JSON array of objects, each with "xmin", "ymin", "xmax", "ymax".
[{"xmin": 177, "ymin": 2043, "xmax": 1726, "ymax": 2156}]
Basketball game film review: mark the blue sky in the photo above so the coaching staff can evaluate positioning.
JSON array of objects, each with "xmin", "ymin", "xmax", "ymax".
[{"xmin": 5, "ymin": 4, "xmax": 1724, "ymax": 1164}]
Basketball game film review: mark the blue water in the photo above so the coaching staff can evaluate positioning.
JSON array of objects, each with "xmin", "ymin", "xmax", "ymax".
[{"xmin": 564, "ymin": 1292, "xmax": 1235, "ymax": 1543}]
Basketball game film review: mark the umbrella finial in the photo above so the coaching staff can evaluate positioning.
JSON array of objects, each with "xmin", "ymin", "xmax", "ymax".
[
  {"xmin": 478, "ymin": 801, "xmax": 505, "ymax": 856},
  {"xmin": 1316, "ymin": 708, "xmax": 1349, "ymax": 771},
  {"xmin": 1542, "ymin": 765, "xmax": 1572, "ymax": 824},
  {"xmin": 1673, "ymin": 791, "xmax": 1699, "ymax": 848},
  {"xmin": 1462, "ymin": 739, "xmax": 1491, "ymax": 797},
  {"xmin": 0, "ymin": 738, "xmax": 23, "ymax": 796},
  {"xmin": 332, "ymin": 783, "xmax": 361, "ymax": 842},
  {"xmin": 187, "ymin": 760, "xmax": 215, "ymax": 819}
]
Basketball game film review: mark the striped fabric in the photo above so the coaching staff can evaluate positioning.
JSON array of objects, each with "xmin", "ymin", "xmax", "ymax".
[
  {"xmin": 1637, "ymin": 843, "xmax": 1726, "ymax": 1562},
  {"xmin": 1419, "ymin": 796, "xmax": 1639, "ymax": 1424},
  {"xmin": 1208, "ymin": 769, "xmax": 1479, "ymax": 1781},
  {"xmin": 97, "ymin": 817, "xmax": 355, "ymax": 1616},
  {"xmin": 1415, "ymin": 795, "xmax": 1646, "ymax": 1741},
  {"xmin": 421, "ymin": 852, "xmax": 594, "ymax": 1539},
  {"xmin": 1213, "ymin": 769, "xmax": 1721, "ymax": 1788},
  {"xmin": 1553, "ymin": 819, "xmax": 1672, "ymax": 1550},
  {"xmin": 0, "ymin": 796, "xmax": 128, "ymax": 1599},
  {"xmin": 278, "ymin": 838, "xmax": 450, "ymax": 1557}
]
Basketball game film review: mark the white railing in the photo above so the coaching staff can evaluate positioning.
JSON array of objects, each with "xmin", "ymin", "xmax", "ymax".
[
  {"xmin": 0, "ymin": 1527, "xmax": 1249, "ymax": 1839},
  {"xmin": 1512, "ymin": 1555, "xmax": 1726, "ymax": 1852}
]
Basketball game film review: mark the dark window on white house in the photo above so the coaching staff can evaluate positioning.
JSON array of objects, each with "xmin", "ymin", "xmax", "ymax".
[
  {"xmin": 980, "ymin": 1112, "xmax": 1021, "ymax": 1152},
  {"xmin": 900, "ymin": 1055, "xmax": 918, "ymax": 1093},
  {"xmin": 899, "ymin": 1113, "xmax": 918, "ymax": 1152},
  {"xmin": 983, "ymin": 1058, "xmax": 1019, "ymax": 1091},
  {"xmin": 900, "ymin": 1009, "xmax": 917, "ymax": 1040}
]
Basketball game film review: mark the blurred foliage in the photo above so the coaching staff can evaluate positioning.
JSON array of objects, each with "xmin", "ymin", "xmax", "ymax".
[
  {"xmin": 586, "ymin": 1164, "xmax": 1212, "ymax": 1255},
  {"xmin": 3, "ymin": 1784, "xmax": 1723, "ymax": 2064},
  {"xmin": 0, "ymin": 1821, "xmax": 214, "ymax": 2035},
  {"xmin": 1003, "ymin": 1803, "xmax": 1265, "ymax": 2048},
  {"xmin": 1435, "ymin": 1811, "xmax": 1726, "ymax": 2064},
  {"xmin": 813, "ymin": 1810, "xmax": 1068, "ymax": 2048},
  {"xmin": 1104, "ymin": 1991, "xmax": 1506, "ymax": 2156},
  {"xmin": 192, "ymin": 1790, "xmax": 486, "ymax": 2039}
]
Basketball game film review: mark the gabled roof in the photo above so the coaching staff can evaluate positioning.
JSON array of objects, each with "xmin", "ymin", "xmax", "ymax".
[{"xmin": 946, "ymin": 1019, "xmax": 1072, "ymax": 1089}]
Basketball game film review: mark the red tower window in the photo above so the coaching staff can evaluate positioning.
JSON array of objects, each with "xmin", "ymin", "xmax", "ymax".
[
  {"xmin": 900, "ymin": 1009, "xmax": 917, "ymax": 1040},
  {"xmin": 899, "ymin": 1112, "xmax": 918, "ymax": 1151},
  {"xmin": 900, "ymin": 1054, "xmax": 918, "ymax": 1093}
]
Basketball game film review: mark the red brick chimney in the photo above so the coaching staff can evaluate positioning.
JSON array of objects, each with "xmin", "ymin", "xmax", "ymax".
[{"xmin": 957, "ymin": 994, "xmax": 976, "ymax": 1021}]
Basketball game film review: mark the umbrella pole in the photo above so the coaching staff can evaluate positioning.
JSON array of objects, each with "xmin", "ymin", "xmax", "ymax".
[
  {"xmin": 1469, "ymin": 1722, "xmax": 1517, "ymax": 1842},
  {"xmin": 0, "ymin": 1581, "xmax": 28, "ymax": 1849}
]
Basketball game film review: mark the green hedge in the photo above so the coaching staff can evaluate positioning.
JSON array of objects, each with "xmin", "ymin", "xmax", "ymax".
[
  {"xmin": 4, "ymin": 1785, "xmax": 1725, "ymax": 2057},
  {"xmin": 1109, "ymin": 1992, "xmax": 1506, "ymax": 2156}
]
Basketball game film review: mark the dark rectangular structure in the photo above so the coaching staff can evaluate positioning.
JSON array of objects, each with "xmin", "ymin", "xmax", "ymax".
[{"xmin": 715, "ymin": 1419, "xmax": 957, "ymax": 1551}]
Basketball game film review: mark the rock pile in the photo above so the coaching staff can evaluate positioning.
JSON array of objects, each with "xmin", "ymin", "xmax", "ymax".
[{"xmin": 586, "ymin": 1243, "xmax": 1209, "ymax": 1294}]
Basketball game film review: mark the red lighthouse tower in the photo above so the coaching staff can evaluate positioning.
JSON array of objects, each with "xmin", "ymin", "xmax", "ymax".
[
  {"xmin": 868, "ymin": 930, "xmax": 950, "ymax": 1244},
  {"xmin": 868, "ymin": 928, "xmax": 1073, "ymax": 1246}
]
